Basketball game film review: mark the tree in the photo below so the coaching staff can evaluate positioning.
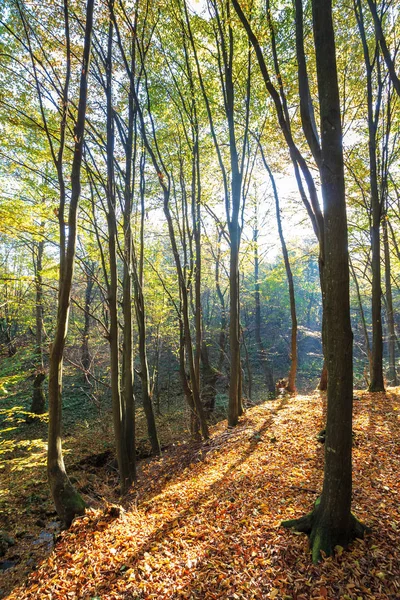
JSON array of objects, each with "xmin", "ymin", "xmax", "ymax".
[
  {"xmin": 366, "ymin": 0, "xmax": 400, "ymax": 97},
  {"xmin": 46, "ymin": 0, "xmax": 94, "ymax": 526},
  {"xmin": 281, "ymin": 0, "xmax": 366, "ymax": 561},
  {"xmin": 184, "ymin": 0, "xmax": 252, "ymax": 426},
  {"xmin": 231, "ymin": 0, "xmax": 327, "ymax": 393},
  {"xmin": 354, "ymin": 0, "xmax": 385, "ymax": 391}
]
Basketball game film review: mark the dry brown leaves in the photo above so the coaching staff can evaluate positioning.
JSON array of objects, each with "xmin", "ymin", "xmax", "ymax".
[{"xmin": 3, "ymin": 390, "xmax": 400, "ymax": 600}]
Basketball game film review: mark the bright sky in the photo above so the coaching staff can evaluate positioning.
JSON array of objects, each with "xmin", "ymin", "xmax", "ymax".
[{"xmin": 187, "ymin": 0, "xmax": 209, "ymax": 16}]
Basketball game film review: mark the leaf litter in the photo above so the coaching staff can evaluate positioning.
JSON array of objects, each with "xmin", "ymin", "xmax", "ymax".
[{"xmin": 2, "ymin": 390, "xmax": 400, "ymax": 600}]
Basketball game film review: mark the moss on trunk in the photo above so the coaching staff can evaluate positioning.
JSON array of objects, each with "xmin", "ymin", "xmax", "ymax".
[{"xmin": 282, "ymin": 500, "xmax": 368, "ymax": 564}]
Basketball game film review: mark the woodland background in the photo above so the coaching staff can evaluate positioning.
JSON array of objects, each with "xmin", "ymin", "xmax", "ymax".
[{"xmin": 0, "ymin": 0, "xmax": 399, "ymax": 597}]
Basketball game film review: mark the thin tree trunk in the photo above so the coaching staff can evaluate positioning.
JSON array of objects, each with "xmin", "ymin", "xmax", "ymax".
[
  {"xmin": 121, "ymin": 40, "xmax": 137, "ymax": 476},
  {"xmin": 179, "ymin": 319, "xmax": 200, "ymax": 440},
  {"xmin": 366, "ymin": 0, "xmax": 400, "ymax": 97},
  {"xmin": 163, "ymin": 189, "xmax": 209, "ymax": 439},
  {"xmin": 350, "ymin": 260, "xmax": 372, "ymax": 376},
  {"xmin": 383, "ymin": 217, "xmax": 397, "ymax": 385},
  {"xmin": 318, "ymin": 362, "xmax": 328, "ymax": 391},
  {"xmin": 29, "ymin": 237, "xmax": 46, "ymax": 419},
  {"xmin": 105, "ymin": 8, "xmax": 132, "ymax": 492},
  {"xmin": 47, "ymin": 0, "xmax": 94, "ymax": 526},
  {"xmin": 215, "ymin": 231, "xmax": 227, "ymax": 372},
  {"xmin": 228, "ymin": 219, "xmax": 241, "ymax": 425},
  {"xmin": 201, "ymin": 340, "xmax": 218, "ymax": 415},
  {"xmin": 253, "ymin": 222, "xmax": 275, "ymax": 395},
  {"xmin": 260, "ymin": 150, "xmax": 298, "ymax": 393},
  {"xmin": 133, "ymin": 156, "xmax": 160, "ymax": 454},
  {"xmin": 110, "ymin": 2, "xmax": 208, "ymax": 440},
  {"xmin": 81, "ymin": 264, "xmax": 94, "ymax": 372},
  {"xmin": 354, "ymin": 0, "xmax": 384, "ymax": 392},
  {"xmin": 34, "ymin": 239, "xmax": 44, "ymax": 366}
]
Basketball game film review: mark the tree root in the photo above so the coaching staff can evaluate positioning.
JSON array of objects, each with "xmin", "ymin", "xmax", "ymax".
[{"xmin": 282, "ymin": 503, "xmax": 369, "ymax": 564}]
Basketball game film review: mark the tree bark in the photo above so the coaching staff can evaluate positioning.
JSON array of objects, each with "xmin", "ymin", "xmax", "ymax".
[
  {"xmin": 282, "ymin": 0, "xmax": 366, "ymax": 561},
  {"xmin": 81, "ymin": 263, "xmax": 94, "ymax": 372},
  {"xmin": 350, "ymin": 260, "xmax": 372, "ymax": 377},
  {"xmin": 383, "ymin": 217, "xmax": 397, "ymax": 385},
  {"xmin": 28, "ymin": 371, "xmax": 46, "ymax": 421},
  {"xmin": 215, "ymin": 231, "xmax": 227, "ymax": 373},
  {"xmin": 259, "ymin": 150, "xmax": 298, "ymax": 393},
  {"xmin": 34, "ymin": 238, "xmax": 44, "ymax": 366},
  {"xmin": 47, "ymin": 0, "xmax": 94, "ymax": 527},
  {"xmin": 133, "ymin": 160, "xmax": 160, "ymax": 454},
  {"xmin": 366, "ymin": 0, "xmax": 400, "ymax": 97},
  {"xmin": 354, "ymin": 0, "xmax": 384, "ymax": 392},
  {"xmin": 105, "ymin": 8, "xmax": 133, "ymax": 492},
  {"xmin": 253, "ymin": 222, "xmax": 275, "ymax": 395}
]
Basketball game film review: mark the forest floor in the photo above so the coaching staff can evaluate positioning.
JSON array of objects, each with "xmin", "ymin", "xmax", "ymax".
[{"xmin": 1, "ymin": 372, "xmax": 399, "ymax": 599}]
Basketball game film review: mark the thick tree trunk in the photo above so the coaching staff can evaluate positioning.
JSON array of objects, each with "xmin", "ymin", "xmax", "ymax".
[
  {"xmin": 47, "ymin": 0, "xmax": 94, "ymax": 526},
  {"xmin": 283, "ymin": 0, "xmax": 366, "ymax": 561}
]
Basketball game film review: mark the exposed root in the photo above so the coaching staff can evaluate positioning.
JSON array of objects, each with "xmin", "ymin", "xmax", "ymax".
[
  {"xmin": 282, "ymin": 504, "xmax": 368, "ymax": 564},
  {"xmin": 282, "ymin": 512, "xmax": 313, "ymax": 534}
]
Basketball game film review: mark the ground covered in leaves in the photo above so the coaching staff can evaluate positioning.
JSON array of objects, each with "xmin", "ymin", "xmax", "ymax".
[{"xmin": 2, "ymin": 390, "xmax": 400, "ymax": 599}]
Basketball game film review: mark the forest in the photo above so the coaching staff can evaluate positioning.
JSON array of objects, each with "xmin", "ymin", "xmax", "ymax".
[{"xmin": 0, "ymin": 0, "xmax": 399, "ymax": 598}]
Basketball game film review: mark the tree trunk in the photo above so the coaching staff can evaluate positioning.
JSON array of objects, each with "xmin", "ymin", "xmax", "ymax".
[
  {"xmin": 350, "ymin": 260, "xmax": 372, "ymax": 377},
  {"xmin": 354, "ymin": 0, "xmax": 384, "ymax": 392},
  {"xmin": 105, "ymin": 10, "xmax": 132, "ymax": 492},
  {"xmin": 366, "ymin": 0, "xmax": 400, "ymax": 97},
  {"xmin": 163, "ymin": 187, "xmax": 209, "ymax": 439},
  {"xmin": 260, "ymin": 152, "xmax": 298, "ymax": 393},
  {"xmin": 318, "ymin": 361, "xmax": 328, "ymax": 391},
  {"xmin": 369, "ymin": 154, "xmax": 384, "ymax": 392},
  {"xmin": 253, "ymin": 224, "xmax": 275, "ymax": 395},
  {"xmin": 134, "ymin": 266, "xmax": 160, "ymax": 454},
  {"xmin": 34, "ymin": 239, "xmax": 44, "ymax": 366},
  {"xmin": 228, "ymin": 220, "xmax": 241, "ymax": 426},
  {"xmin": 215, "ymin": 231, "xmax": 227, "ymax": 373},
  {"xmin": 81, "ymin": 264, "xmax": 94, "ymax": 372},
  {"xmin": 201, "ymin": 340, "xmax": 218, "ymax": 416},
  {"xmin": 47, "ymin": 0, "xmax": 94, "ymax": 527},
  {"xmin": 283, "ymin": 0, "xmax": 366, "ymax": 561},
  {"xmin": 28, "ymin": 371, "xmax": 46, "ymax": 421},
  {"xmin": 121, "ymin": 74, "xmax": 136, "ymax": 476},
  {"xmin": 179, "ymin": 319, "xmax": 200, "ymax": 440},
  {"xmin": 383, "ymin": 217, "xmax": 397, "ymax": 385},
  {"xmin": 30, "ymin": 238, "xmax": 46, "ymax": 419}
]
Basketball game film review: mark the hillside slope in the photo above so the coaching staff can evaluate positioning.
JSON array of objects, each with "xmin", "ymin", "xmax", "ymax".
[{"xmin": 3, "ymin": 391, "xmax": 400, "ymax": 600}]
